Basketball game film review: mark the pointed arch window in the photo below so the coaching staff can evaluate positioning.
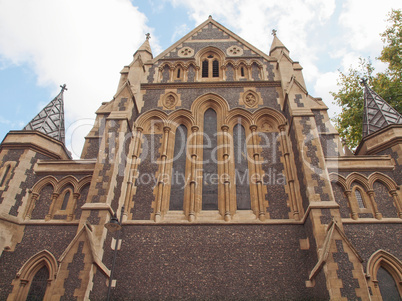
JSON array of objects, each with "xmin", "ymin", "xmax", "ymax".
[
  {"xmin": 377, "ymin": 266, "xmax": 401, "ymax": 300},
  {"xmin": 26, "ymin": 266, "xmax": 49, "ymax": 301},
  {"xmin": 200, "ymin": 51, "xmax": 221, "ymax": 80},
  {"xmin": 212, "ymin": 60, "xmax": 219, "ymax": 77},
  {"xmin": 61, "ymin": 190, "xmax": 71, "ymax": 210},
  {"xmin": 170, "ymin": 125, "xmax": 188, "ymax": 211},
  {"xmin": 177, "ymin": 68, "xmax": 181, "ymax": 78},
  {"xmin": 202, "ymin": 108, "xmax": 218, "ymax": 210},
  {"xmin": 355, "ymin": 189, "xmax": 365, "ymax": 208},
  {"xmin": 240, "ymin": 67, "xmax": 245, "ymax": 77},
  {"xmin": 233, "ymin": 124, "xmax": 251, "ymax": 210}
]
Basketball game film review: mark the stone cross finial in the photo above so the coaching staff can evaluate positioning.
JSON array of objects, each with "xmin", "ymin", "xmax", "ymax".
[
  {"xmin": 60, "ymin": 84, "xmax": 68, "ymax": 92},
  {"xmin": 272, "ymin": 29, "xmax": 277, "ymax": 36},
  {"xmin": 146, "ymin": 33, "xmax": 151, "ymax": 40}
]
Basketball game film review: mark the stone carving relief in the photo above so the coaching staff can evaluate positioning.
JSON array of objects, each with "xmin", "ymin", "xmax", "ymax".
[
  {"xmin": 178, "ymin": 47, "xmax": 194, "ymax": 58},
  {"xmin": 243, "ymin": 91, "xmax": 259, "ymax": 108},
  {"xmin": 163, "ymin": 93, "xmax": 178, "ymax": 109},
  {"xmin": 226, "ymin": 45, "xmax": 244, "ymax": 56}
]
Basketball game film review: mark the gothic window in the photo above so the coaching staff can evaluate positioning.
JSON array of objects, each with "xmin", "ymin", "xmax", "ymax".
[
  {"xmin": 355, "ymin": 189, "xmax": 365, "ymax": 209},
  {"xmin": 212, "ymin": 60, "xmax": 219, "ymax": 77},
  {"xmin": 177, "ymin": 68, "xmax": 181, "ymax": 78},
  {"xmin": 0, "ymin": 164, "xmax": 11, "ymax": 187},
  {"xmin": 241, "ymin": 67, "xmax": 245, "ymax": 77},
  {"xmin": 170, "ymin": 125, "xmax": 188, "ymax": 211},
  {"xmin": 26, "ymin": 266, "xmax": 49, "ymax": 301},
  {"xmin": 233, "ymin": 124, "xmax": 251, "ymax": 210},
  {"xmin": 202, "ymin": 60, "xmax": 209, "ymax": 78},
  {"xmin": 202, "ymin": 108, "xmax": 218, "ymax": 210},
  {"xmin": 377, "ymin": 266, "xmax": 401, "ymax": 300},
  {"xmin": 61, "ymin": 190, "xmax": 71, "ymax": 210},
  {"xmin": 200, "ymin": 51, "xmax": 221, "ymax": 80}
]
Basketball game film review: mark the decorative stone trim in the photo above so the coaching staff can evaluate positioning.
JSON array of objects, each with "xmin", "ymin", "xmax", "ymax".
[
  {"xmin": 226, "ymin": 45, "xmax": 243, "ymax": 56},
  {"xmin": 177, "ymin": 47, "xmax": 194, "ymax": 58},
  {"xmin": 163, "ymin": 93, "xmax": 178, "ymax": 109}
]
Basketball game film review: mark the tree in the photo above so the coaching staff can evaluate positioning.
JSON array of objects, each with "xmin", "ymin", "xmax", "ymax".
[{"xmin": 331, "ymin": 9, "xmax": 402, "ymax": 150}]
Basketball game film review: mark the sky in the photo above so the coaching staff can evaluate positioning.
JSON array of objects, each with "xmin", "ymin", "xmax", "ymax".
[{"xmin": 0, "ymin": 0, "xmax": 400, "ymax": 158}]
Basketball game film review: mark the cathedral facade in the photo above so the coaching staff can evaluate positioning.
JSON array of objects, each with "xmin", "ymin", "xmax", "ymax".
[{"xmin": 0, "ymin": 17, "xmax": 401, "ymax": 300}]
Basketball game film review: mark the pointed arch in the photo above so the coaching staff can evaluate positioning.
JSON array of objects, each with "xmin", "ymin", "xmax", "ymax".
[
  {"xmin": 167, "ymin": 109, "xmax": 195, "ymax": 130},
  {"xmin": 345, "ymin": 172, "xmax": 370, "ymax": 191},
  {"xmin": 366, "ymin": 250, "xmax": 402, "ymax": 299},
  {"xmin": 77, "ymin": 175, "xmax": 92, "ymax": 193},
  {"xmin": 135, "ymin": 109, "xmax": 168, "ymax": 130},
  {"xmin": 55, "ymin": 175, "xmax": 80, "ymax": 194},
  {"xmin": 31, "ymin": 175, "xmax": 58, "ymax": 195},
  {"xmin": 329, "ymin": 173, "xmax": 347, "ymax": 191},
  {"xmin": 9, "ymin": 250, "xmax": 58, "ymax": 301},
  {"xmin": 252, "ymin": 107, "xmax": 287, "ymax": 130},
  {"xmin": 191, "ymin": 93, "xmax": 230, "ymax": 125},
  {"xmin": 368, "ymin": 172, "xmax": 398, "ymax": 191},
  {"xmin": 225, "ymin": 108, "xmax": 253, "ymax": 128}
]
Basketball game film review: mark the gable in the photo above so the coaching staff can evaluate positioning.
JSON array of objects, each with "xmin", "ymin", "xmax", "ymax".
[{"xmin": 153, "ymin": 18, "xmax": 273, "ymax": 63}]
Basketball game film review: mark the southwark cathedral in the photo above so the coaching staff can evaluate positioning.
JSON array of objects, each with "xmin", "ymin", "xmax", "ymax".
[{"xmin": 0, "ymin": 17, "xmax": 401, "ymax": 300}]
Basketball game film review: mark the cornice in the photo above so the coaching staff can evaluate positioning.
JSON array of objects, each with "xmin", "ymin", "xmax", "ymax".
[{"xmin": 141, "ymin": 80, "xmax": 281, "ymax": 90}]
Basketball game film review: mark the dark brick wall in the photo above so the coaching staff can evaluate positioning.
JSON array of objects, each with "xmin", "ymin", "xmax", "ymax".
[
  {"xmin": 142, "ymin": 86, "xmax": 280, "ymax": 114},
  {"xmin": 332, "ymin": 240, "xmax": 361, "ymax": 300},
  {"xmin": 98, "ymin": 225, "xmax": 327, "ymax": 301},
  {"xmin": 31, "ymin": 184, "xmax": 53, "ymax": 219},
  {"xmin": 74, "ymin": 184, "xmax": 89, "ymax": 220},
  {"xmin": 373, "ymin": 182, "xmax": 398, "ymax": 218},
  {"xmin": 331, "ymin": 182, "xmax": 350, "ymax": 218},
  {"xmin": 61, "ymin": 241, "xmax": 85, "ymax": 301},
  {"xmin": 131, "ymin": 134, "xmax": 162, "ymax": 220},
  {"xmin": 259, "ymin": 132, "xmax": 289, "ymax": 219},
  {"xmin": 378, "ymin": 147, "xmax": 402, "ymax": 185},
  {"xmin": 344, "ymin": 223, "xmax": 402, "ymax": 264},
  {"xmin": 0, "ymin": 225, "xmax": 77, "ymax": 300}
]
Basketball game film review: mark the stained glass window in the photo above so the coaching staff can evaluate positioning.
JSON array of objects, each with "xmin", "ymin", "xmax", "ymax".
[
  {"xmin": 202, "ymin": 109, "xmax": 218, "ymax": 210},
  {"xmin": 170, "ymin": 125, "xmax": 187, "ymax": 210},
  {"xmin": 26, "ymin": 266, "xmax": 49, "ymax": 301},
  {"xmin": 355, "ymin": 189, "xmax": 365, "ymax": 208}
]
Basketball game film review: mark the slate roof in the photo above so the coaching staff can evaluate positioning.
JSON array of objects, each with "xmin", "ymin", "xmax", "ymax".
[
  {"xmin": 362, "ymin": 80, "xmax": 402, "ymax": 137},
  {"xmin": 23, "ymin": 85, "xmax": 66, "ymax": 143}
]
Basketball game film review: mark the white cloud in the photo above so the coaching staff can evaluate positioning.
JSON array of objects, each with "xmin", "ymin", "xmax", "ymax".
[
  {"xmin": 0, "ymin": 0, "xmax": 160, "ymax": 158},
  {"xmin": 314, "ymin": 71, "xmax": 341, "ymax": 119}
]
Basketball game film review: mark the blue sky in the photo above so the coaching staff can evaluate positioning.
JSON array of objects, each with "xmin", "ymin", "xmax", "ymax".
[{"xmin": 0, "ymin": 0, "xmax": 400, "ymax": 158}]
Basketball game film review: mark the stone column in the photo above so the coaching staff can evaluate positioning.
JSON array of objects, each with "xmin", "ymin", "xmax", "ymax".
[
  {"xmin": 25, "ymin": 192, "xmax": 39, "ymax": 220},
  {"xmin": 154, "ymin": 126, "xmax": 171, "ymax": 222},
  {"xmin": 45, "ymin": 193, "xmax": 59, "ymax": 221},
  {"xmin": 67, "ymin": 193, "xmax": 80, "ymax": 221},
  {"xmin": 367, "ymin": 190, "xmax": 382, "ymax": 220},
  {"xmin": 221, "ymin": 125, "xmax": 231, "ymax": 221},
  {"xmin": 123, "ymin": 128, "xmax": 143, "ymax": 214},
  {"xmin": 279, "ymin": 125, "xmax": 299, "ymax": 220},
  {"xmin": 389, "ymin": 190, "xmax": 402, "ymax": 218},
  {"xmin": 344, "ymin": 190, "xmax": 359, "ymax": 220},
  {"xmin": 250, "ymin": 125, "xmax": 265, "ymax": 221},
  {"xmin": 188, "ymin": 126, "xmax": 199, "ymax": 222}
]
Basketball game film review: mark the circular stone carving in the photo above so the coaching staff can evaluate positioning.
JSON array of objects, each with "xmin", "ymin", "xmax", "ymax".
[
  {"xmin": 163, "ymin": 93, "xmax": 177, "ymax": 109},
  {"xmin": 177, "ymin": 47, "xmax": 194, "ymax": 58},
  {"xmin": 226, "ymin": 45, "xmax": 244, "ymax": 56},
  {"xmin": 244, "ymin": 92, "xmax": 258, "ymax": 108}
]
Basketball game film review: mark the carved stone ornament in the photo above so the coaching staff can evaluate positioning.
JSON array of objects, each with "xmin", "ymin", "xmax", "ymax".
[
  {"xmin": 261, "ymin": 120, "xmax": 274, "ymax": 132},
  {"xmin": 244, "ymin": 92, "xmax": 258, "ymax": 108},
  {"xmin": 226, "ymin": 45, "xmax": 244, "ymax": 56},
  {"xmin": 177, "ymin": 47, "xmax": 194, "ymax": 58},
  {"xmin": 163, "ymin": 93, "xmax": 177, "ymax": 109}
]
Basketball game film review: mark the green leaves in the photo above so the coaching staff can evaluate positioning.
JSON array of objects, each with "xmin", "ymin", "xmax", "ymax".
[{"xmin": 331, "ymin": 9, "xmax": 402, "ymax": 151}]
